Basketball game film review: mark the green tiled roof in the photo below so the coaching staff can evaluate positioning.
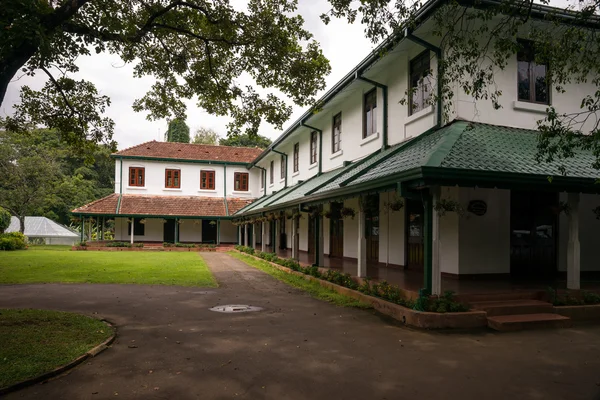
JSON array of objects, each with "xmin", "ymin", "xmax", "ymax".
[{"xmin": 237, "ymin": 184, "xmax": 297, "ymax": 214}]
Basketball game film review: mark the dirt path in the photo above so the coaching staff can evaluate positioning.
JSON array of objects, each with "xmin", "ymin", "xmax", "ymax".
[{"xmin": 1, "ymin": 252, "xmax": 599, "ymax": 399}]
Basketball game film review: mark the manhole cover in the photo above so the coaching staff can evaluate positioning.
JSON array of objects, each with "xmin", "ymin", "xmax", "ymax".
[{"xmin": 209, "ymin": 305, "xmax": 263, "ymax": 313}]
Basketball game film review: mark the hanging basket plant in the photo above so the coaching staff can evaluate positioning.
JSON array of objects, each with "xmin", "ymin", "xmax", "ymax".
[
  {"xmin": 178, "ymin": 219, "xmax": 184, "ymax": 224},
  {"xmin": 340, "ymin": 207, "xmax": 356, "ymax": 219},
  {"xmin": 139, "ymin": 218, "xmax": 147, "ymax": 225},
  {"xmin": 266, "ymin": 213, "xmax": 276, "ymax": 221},
  {"xmin": 307, "ymin": 206, "xmax": 320, "ymax": 218},
  {"xmin": 209, "ymin": 220, "xmax": 217, "ymax": 226},
  {"xmin": 286, "ymin": 209, "xmax": 300, "ymax": 220},
  {"xmin": 434, "ymin": 198, "xmax": 465, "ymax": 217},
  {"xmin": 551, "ymin": 201, "xmax": 571, "ymax": 216},
  {"xmin": 256, "ymin": 216, "xmax": 268, "ymax": 223}
]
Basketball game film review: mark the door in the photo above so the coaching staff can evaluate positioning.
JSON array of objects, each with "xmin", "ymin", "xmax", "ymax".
[
  {"xmin": 279, "ymin": 214, "xmax": 287, "ymax": 249},
  {"xmin": 365, "ymin": 194, "xmax": 379, "ymax": 264},
  {"xmin": 308, "ymin": 216, "xmax": 315, "ymax": 258},
  {"xmin": 510, "ymin": 191, "xmax": 558, "ymax": 279},
  {"xmin": 406, "ymin": 199, "xmax": 424, "ymax": 269},
  {"xmin": 329, "ymin": 202, "xmax": 344, "ymax": 258},
  {"xmin": 164, "ymin": 219, "xmax": 175, "ymax": 243},
  {"xmin": 202, "ymin": 220, "xmax": 217, "ymax": 244}
]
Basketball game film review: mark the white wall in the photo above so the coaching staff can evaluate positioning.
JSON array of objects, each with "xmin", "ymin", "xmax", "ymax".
[
  {"xmin": 299, "ymin": 215, "xmax": 308, "ymax": 251},
  {"xmin": 220, "ymin": 220, "xmax": 237, "ymax": 243},
  {"xmin": 178, "ymin": 220, "xmax": 202, "ymax": 242},
  {"xmin": 343, "ymin": 197, "xmax": 359, "ymax": 259},
  {"xmin": 115, "ymin": 217, "xmax": 164, "ymax": 242},
  {"xmin": 378, "ymin": 191, "xmax": 406, "ymax": 266},
  {"xmin": 114, "ymin": 159, "xmax": 261, "ymax": 199},
  {"xmin": 458, "ymin": 188, "xmax": 511, "ymax": 274}
]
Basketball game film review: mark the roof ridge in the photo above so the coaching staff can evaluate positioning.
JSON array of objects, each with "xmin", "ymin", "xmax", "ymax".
[{"xmin": 424, "ymin": 121, "xmax": 469, "ymax": 167}]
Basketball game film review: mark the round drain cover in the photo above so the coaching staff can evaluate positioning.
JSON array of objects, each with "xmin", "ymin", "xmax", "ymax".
[{"xmin": 209, "ymin": 305, "xmax": 263, "ymax": 313}]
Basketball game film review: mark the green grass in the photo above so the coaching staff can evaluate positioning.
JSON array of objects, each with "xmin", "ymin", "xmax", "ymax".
[
  {"xmin": 0, "ymin": 309, "xmax": 113, "ymax": 389},
  {"xmin": 0, "ymin": 248, "xmax": 216, "ymax": 287},
  {"xmin": 229, "ymin": 252, "xmax": 371, "ymax": 309}
]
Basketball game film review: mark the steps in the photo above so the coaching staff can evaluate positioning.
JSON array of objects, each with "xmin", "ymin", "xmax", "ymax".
[
  {"xmin": 470, "ymin": 298, "xmax": 573, "ymax": 332},
  {"xmin": 487, "ymin": 313, "xmax": 573, "ymax": 332}
]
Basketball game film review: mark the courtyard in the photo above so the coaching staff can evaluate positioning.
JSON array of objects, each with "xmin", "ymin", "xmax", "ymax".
[{"xmin": 0, "ymin": 251, "xmax": 599, "ymax": 399}]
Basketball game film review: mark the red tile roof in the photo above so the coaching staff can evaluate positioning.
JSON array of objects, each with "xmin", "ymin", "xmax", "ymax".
[
  {"xmin": 114, "ymin": 141, "xmax": 263, "ymax": 163},
  {"xmin": 73, "ymin": 194, "xmax": 254, "ymax": 217}
]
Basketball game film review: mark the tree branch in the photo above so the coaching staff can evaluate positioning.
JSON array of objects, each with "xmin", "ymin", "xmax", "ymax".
[{"xmin": 41, "ymin": 67, "xmax": 76, "ymax": 118}]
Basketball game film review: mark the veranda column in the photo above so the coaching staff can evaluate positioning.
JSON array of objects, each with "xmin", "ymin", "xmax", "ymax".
[
  {"xmin": 357, "ymin": 198, "xmax": 367, "ymax": 278},
  {"xmin": 130, "ymin": 217, "xmax": 134, "ymax": 245},
  {"xmin": 567, "ymin": 192, "xmax": 581, "ymax": 290},
  {"xmin": 315, "ymin": 206, "xmax": 325, "ymax": 266},
  {"xmin": 252, "ymin": 223, "xmax": 257, "ymax": 249},
  {"xmin": 244, "ymin": 224, "xmax": 249, "ymax": 247},
  {"xmin": 80, "ymin": 217, "xmax": 85, "ymax": 243},
  {"xmin": 261, "ymin": 221, "xmax": 267, "ymax": 252},
  {"xmin": 216, "ymin": 220, "xmax": 221, "ymax": 245},
  {"xmin": 292, "ymin": 216, "xmax": 299, "ymax": 260},
  {"xmin": 431, "ymin": 187, "xmax": 441, "ymax": 296},
  {"xmin": 423, "ymin": 192, "xmax": 433, "ymax": 294},
  {"xmin": 237, "ymin": 226, "xmax": 241, "ymax": 245}
]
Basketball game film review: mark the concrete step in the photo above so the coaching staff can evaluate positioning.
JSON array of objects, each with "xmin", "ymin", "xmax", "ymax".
[
  {"xmin": 470, "ymin": 299, "xmax": 554, "ymax": 317},
  {"xmin": 458, "ymin": 291, "xmax": 541, "ymax": 303},
  {"xmin": 487, "ymin": 313, "xmax": 572, "ymax": 332}
]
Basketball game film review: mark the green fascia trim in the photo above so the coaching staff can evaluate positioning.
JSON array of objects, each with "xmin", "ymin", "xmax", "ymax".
[
  {"xmin": 423, "ymin": 121, "xmax": 468, "ymax": 167},
  {"xmin": 339, "ymin": 123, "xmax": 445, "ymax": 187},
  {"xmin": 111, "ymin": 155, "xmax": 250, "ymax": 166}
]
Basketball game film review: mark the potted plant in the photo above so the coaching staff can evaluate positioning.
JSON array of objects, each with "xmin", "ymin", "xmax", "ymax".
[
  {"xmin": 434, "ymin": 198, "xmax": 465, "ymax": 217},
  {"xmin": 340, "ymin": 207, "xmax": 356, "ymax": 219},
  {"xmin": 384, "ymin": 197, "xmax": 404, "ymax": 213}
]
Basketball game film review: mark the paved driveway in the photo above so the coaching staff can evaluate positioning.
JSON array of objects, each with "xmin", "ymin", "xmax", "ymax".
[{"xmin": 1, "ymin": 252, "xmax": 600, "ymax": 400}]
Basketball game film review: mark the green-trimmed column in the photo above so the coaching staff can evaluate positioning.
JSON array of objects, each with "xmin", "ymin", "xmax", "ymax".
[
  {"xmin": 567, "ymin": 192, "xmax": 581, "ymax": 289},
  {"xmin": 261, "ymin": 222, "xmax": 267, "ymax": 252},
  {"xmin": 357, "ymin": 198, "xmax": 367, "ymax": 278},
  {"xmin": 292, "ymin": 216, "xmax": 299, "ymax": 260},
  {"xmin": 252, "ymin": 223, "xmax": 257, "ymax": 249},
  {"xmin": 216, "ymin": 220, "xmax": 221, "ymax": 245},
  {"xmin": 423, "ymin": 192, "xmax": 433, "ymax": 295},
  {"xmin": 244, "ymin": 224, "xmax": 249, "ymax": 247},
  {"xmin": 431, "ymin": 186, "xmax": 441, "ymax": 296}
]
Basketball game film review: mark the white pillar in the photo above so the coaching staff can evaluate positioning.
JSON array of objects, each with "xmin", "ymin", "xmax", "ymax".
[
  {"xmin": 431, "ymin": 187, "xmax": 441, "ymax": 296},
  {"xmin": 357, "ymin": 200, "xmax": 367, "ymax": 278},
  {"xmin": 130, "ymin": 218, "xmax": 134, "ymax": 244},
  {"xmin": 292, "ymin": 216, "xmax": 299, "ymax": 260},
  {"xmin": 252, "ymin": 223, "xmax": 257, "ymax": 249},
  {"xmin": 567, "ymin": 192, "xmax": 581, "ymax": 290},
  {"xmin": 261, "ymin": 222, "xmax": 267, "ymax": 252},
  {"xmin": 244, "ymin": 224, "xmax": 248, "ymax": 246}
]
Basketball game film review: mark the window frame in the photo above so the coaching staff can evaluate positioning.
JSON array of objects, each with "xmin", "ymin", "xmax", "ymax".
[
  {"xmin": 129, "ymin": 167, "xmax": 145, "ymax": 187},
  {"xmin": 270, "ymin": 160, "xmax": 274, "ymax": 184},
  {"xmin": 280, "ymin": 154, "xmax": 286, "ymax": 180},
  {"xmin": 165, "ymin": 169, "xmax": 181, "ymax": 189},
  {"xmin": 234, "ymin": 172, "xmax": 249, "ymax": 191},
  {"xmin": 363, "ymin": 89, "xmax": 377, "ymax": 138},
  {"xmin": 293, "ymin": 143, "xmax": 299, "ymax": 173},
  {"xmin": 332, "ymin": 112, "xmax": 342, "ymax": 153},
  {"xmin": 409, "ymin": 50, "xmax": 432, "ymax": 116},
  {"xmin": 200, "ymin": 170, "xmax": 215, "ymax": 190},
  {"xmin": 310, "ymin": 131, "xmax": 318, "ymax": 165},
  {"xmin": 517, "ymin": 40, "xmax": 550, "ymax": 105}
]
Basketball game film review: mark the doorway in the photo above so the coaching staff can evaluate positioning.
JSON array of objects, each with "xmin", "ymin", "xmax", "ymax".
[
  {"xmin": 202, "ymin": 220, "xmax": 217, "ymax": 244},
  {"xmin": 329, "ymin": 202, "xmax": 344, "ymax": 258},
  {"xmin": 164, "ymin": 219, "xmax": 175, "ymax": 243},
  {"xmin": 365, "ymin": 194, "xmax": 379, "ymax": 264},
  {"xmin": 510, "ymin": 191, "xmax": 558, "ymax": 279},
  {"xmin": 406, "ymin": 199, "xmax": 424, "ymax": 269}
]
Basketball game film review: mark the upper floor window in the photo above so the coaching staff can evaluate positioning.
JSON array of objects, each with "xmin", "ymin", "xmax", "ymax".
[
  {"xmin": 234, "ymin": 172, "xmax": 249, "ymax": 191},
  {"xmin": 165, "ymin": 169, "xmax": 180, "ymax": 189},
  {"xmin": 280, "ymin": 154, "xmax": 286, "ymax": 180},
  {"xmin": 200, "ymin": 170, "xmax": 215, "ymax": 190},
  {"xmin": 310, "ymin": 131, "xmax": 318, "ymax": 164},
  {"xmin": 517, "ymin": 41, "xmax": 549, "ymax": 105},
  {"xmin": 129, "ymin": 167, "xmax": 145, "ymax": 187},
  {"xmin": 270, "ymin": 160, "xmax": 274, "ymax": 184},
  {"xmin": 332, "ymin": 112, "xmax": 342, "ymax": 153},
  {"xmin": 363, "ymin": 89, "xmax": 377, "ymax": 138},
  {"xmin": 410, "ymin": 51, "xmax": 432, "ymax": 115},
  {"xmin": 293, "ymin": 143, "xmax": 299, "ymax": 172}
]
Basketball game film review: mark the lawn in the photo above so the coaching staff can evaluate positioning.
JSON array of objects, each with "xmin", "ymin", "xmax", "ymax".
[
  {"xmin": 229, "ymin": 252, "xmax": 371, "ymax": 309},
  {"xmin": 0, "ymin": 248, "xmax": 216, "ymax": 287},
  {"xmin": 0, "ymin": 309, "xmax": 113, "ymax": 389}
]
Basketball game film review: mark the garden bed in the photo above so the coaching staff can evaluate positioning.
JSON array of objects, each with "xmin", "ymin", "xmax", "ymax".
[
  {"xmin": 233, "ymin": 246, "xmax": 487, "ymax": 330},
  {"xmin": 72, "ymin": 242, "xmax": 217, "ymax": 251}
]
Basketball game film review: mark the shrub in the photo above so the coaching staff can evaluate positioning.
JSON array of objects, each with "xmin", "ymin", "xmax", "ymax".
[
  {"xmin": 163, "ymin": 242, "xmax": 174, "ymax": 247},
  {"xmin": 175, "ymin": 243, "xmax": 195, "ymax": 248},
  {"xmin": 0, "ymin": 208, "xmax": 11, "ymax": 234},
  {"xmin": 427, "ymin": 291, "xmax": 469, "ymax": 313},
  {"xmin": 106, "ymin": 242, "xmax": 131, "ymax": 248},
  {"xmin": 133, "ymin": 243, "xmax": 144, "ymax": 248},
  {"xmin": 0, "ymin": 232, "xmax": 27, "ymax": 250}
]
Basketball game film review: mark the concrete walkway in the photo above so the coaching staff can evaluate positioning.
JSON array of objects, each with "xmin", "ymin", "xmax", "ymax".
[{"xmin": 1, "ymin": 252, "xmax": 599, "ymax": 399}]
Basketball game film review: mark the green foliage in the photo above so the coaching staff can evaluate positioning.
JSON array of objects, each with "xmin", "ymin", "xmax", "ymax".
[
  {"xmin": 219, "ymin": 133, "xmax": 272, "ymax": 149},
  {"xmin": 192, "ymin": 127, "xmax": 220, "ymax": 145},
  {"xmin": 547, "ymin": 287, "xmax": 600, "ymax": 306},
  {"xmin": 105, "ymin": 241, "xmax": 132, "ymax": 248},
  {"xmin": 0, "ymin": 207, "xmax": 10, "ymax": 233},
  {"xmin": 175, "ymin": 243, "xmax": 196, "ymax": 248},
  {"xmin": 428, "ymin": 291, "xmax": 469, "ymax": 313},
  {"xmin": 0, "ymin": 232, "xmax": 27, "ymax": 251},
  {"xmin": 1, "ymin": 0, "xmax": 330, "ymax": 146},
  {"xmin": 165, "ymin": 118, "xmax": 191, "ymax": 143}
]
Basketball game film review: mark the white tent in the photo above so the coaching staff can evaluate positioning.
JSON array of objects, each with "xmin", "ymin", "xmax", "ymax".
[{"xmin": 6, "ymin": 217, "xmax": 79, "ymax": 245}]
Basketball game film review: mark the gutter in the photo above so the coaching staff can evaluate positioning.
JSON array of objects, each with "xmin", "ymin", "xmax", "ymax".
[
  {"xmin": 405, "ymin": 30, "xmax": 443, "ymax": 127},
  {"xmin": 271, "ymin": 149, "xmax": 288, "ymax": 188},
  {"xmin": 356, "ymin": 75, "xmax": 388, "ymax": 150},
  {"xmin": 301, "ymin": 121, "xmax": 323, "ymax": 176}
]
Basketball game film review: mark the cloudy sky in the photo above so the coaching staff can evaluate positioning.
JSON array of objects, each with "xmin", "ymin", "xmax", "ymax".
[{"xmin": 1, "ymin": 2, "xmax": 374, "ymax": 150}]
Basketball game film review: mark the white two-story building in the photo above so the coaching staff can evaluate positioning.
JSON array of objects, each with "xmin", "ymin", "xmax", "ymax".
[
  {"xmin": 73, "ymin": 141, "xmax": 263, "ymax": 244},
  {"xmin": 75, "ymin": 0, "xmax": 600, "ymax": 298}
]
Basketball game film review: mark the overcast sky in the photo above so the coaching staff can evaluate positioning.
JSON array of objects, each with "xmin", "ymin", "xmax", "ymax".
[{"xmin": 1, "ymin": 2, "xmax": 374, "ymax": 150}]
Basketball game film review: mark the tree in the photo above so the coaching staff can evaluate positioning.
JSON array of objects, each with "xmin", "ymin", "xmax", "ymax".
[
  {"xmin": 0, "ymin": 207, "xmax": 10, "ymax": 233},
  {"xmin": 220, "ymin": 133, "xmax": 272, "ymax": 149},
  {"xmin": 1, "ymin": 0, "xmax": 331, "ymax": 149},
  {"xmin": 323, "ymin": 0, "xmax": 600, "ymax": 174},
  {"xmin": 165, "ymin": 118, "xmax": 191, "ymax": 143},
  {"xmin": 192, "ymin": 127, "xmax": 219, "ymax": 145}
]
